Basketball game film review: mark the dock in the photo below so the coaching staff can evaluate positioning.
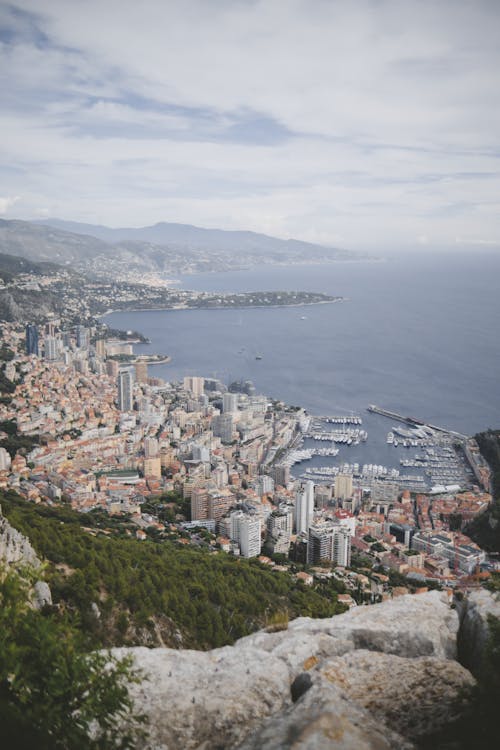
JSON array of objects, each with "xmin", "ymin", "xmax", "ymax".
[{"xmin": 367, "ymin": 405, "xmax": 468, "ymax": 441}]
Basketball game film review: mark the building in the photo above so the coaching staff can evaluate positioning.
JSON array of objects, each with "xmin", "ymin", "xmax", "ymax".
[
  {"xmin": 307, "ymin": 523, "xmax": 351, "ymax": 567},
  {"xmin": 25, "ymin": 324, "xmax": 39, "ymax": 356},
  {"xmin": 143, "ymin": 457, "xmax": 161, "ymax": 478},
  {"xmin": 183, "ymin": 376, "xmax": 205, "ymax": 397},
  {"xmin": 75, "ymin": 325, "xmax": 88, "ymax": 349},
  {"xmin": 222, "ymin": 393, "xmax": 238, "ymax": 413},
  {"xmin": 44, "ymin": 336, "xmax": 58, "ymax": 361},
  {"xmin": 271, "ymin": 464, "xmax": 290, "ymax": 487},
  {"xmin": 191, "ymin": 487, "xmax": 209, "ymax": 521},
  {"xmin": 411, "ymin": 531, "xmax": 485, "ymax": 574},
  {"xmin": 117, "ymin": 367, "xmax": 134, "ymax": 412},
  {"xmin": 334, "ymin": 474, "xmax": 353, "ymax": 501},
  {"xmin": 238, "ymin": 515, "xmax": 262, "ymax": 558},
  {"xmin": 95, "ymin": 338, "xmax": 106, "ymax": 358},
  {"xmin": 212, "ymin": 414, "xmax": 234, "ymax": 444},
  {"xmin": 134, "ymin": 361, "xmax": 148, "ymax": 384},
  {"xmin": 295, "ymin": 481, "xmax": 314, "ymax": 534}
]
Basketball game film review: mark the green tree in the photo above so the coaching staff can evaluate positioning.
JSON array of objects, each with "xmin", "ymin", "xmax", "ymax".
[{"xmin": 0, "ymin": 566, "xmax": 146, "ymax": 749}]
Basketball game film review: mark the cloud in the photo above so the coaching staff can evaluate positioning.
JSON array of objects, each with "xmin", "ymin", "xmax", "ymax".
[
  {"xmin": 1, "ymin": 0, "xmax": 499, "ymax": 248},
  {"xmin": 0, "ymin": 195, "xmax": 21, "ymax": 214}
]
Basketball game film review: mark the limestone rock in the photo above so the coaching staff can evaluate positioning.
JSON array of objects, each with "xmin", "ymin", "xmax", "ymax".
[
  {"xmin": 317, "ymin": 650, "xmax": 475, "ymax": 741},
  {"xmin": 287, "ymin": 590, "xmax": 458, "ymax": 659},
  {"xmin": 236, "ymin": 680, "xmax": 413, "ymax": 750},
  {"xmin": 235, "ymin": 628, "xmax": 353, "ymax": 677},
  {"xmin": 112, "ymin": 645, "xmax": 290, "ymax": 749},
  {"xmin": 0, "ymin": 507, "xmax": 40, "ymax": 568},
  {"xmin": 32, "ymin": 580, "xmax": 52, "ymax": 609}
]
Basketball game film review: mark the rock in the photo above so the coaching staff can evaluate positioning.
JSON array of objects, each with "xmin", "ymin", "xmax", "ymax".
[
  {"xmin": 236, "ymin": 628, "xmax": 353, "ymax": 677},
  {"xmin": 457, "ymin": 588, "xmax": 500, "ymax": 675},
  {"xmin": 236, "ymin": 680, "xmax": 413, "ymax": 750},
  {"xmin": 317, "ymin": 650, "xmax": 475, "ymax": 741},
  {"xmin": 0, "ymin": 507, "xmax": 41, "ymax": 568},
  {"xmin": 32, "ymin": 580, "xmax": 52, "ymax": 609},
  {"xmin": 112, "ymin": 645, "xmax": 290, "ymax": 749},
  {"xmin": 115, "ymin": 591, "xmax": 472, "ymax": 749},
  {"xmin": 287, "ymin": 590, "xmax": 458, "ymax": 659},
  {"xmin": 290, "ymin": 672, "xmax": 313, "ymax": 702}
]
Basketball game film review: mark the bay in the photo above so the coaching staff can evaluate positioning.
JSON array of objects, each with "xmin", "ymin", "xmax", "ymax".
[{"xmin": 104, "ymin": 251, "xmax": 500, "ymax": 473}]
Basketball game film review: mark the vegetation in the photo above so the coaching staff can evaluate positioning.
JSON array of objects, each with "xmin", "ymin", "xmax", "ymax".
[
  {"xmin": 421, "ymin": 613, "xmax": 500, "ymax": 750},
  {"xmin": 0, "ymin": 565, "xmax": 145, "ymax": 749},
  {"xmin": 0, "ymin": 419, "xmax": 39, "ymax": 458},
  {"xmin": 466, "ymin": 430, "xmax": 500, "ymax": 552},
  {"xmin": 0, "ymin": 492, "xmax": 345, "ymax": 650}
]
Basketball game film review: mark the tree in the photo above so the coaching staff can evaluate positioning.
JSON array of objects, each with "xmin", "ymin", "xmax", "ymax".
[{"xmin": 0, "ymin": 566, "xmax": 146, "ymax": 749}]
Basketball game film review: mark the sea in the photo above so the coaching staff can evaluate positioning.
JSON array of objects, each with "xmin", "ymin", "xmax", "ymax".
[{"xmin": 104, "ymin": 250, "xmax": 500, "ymax": 477}]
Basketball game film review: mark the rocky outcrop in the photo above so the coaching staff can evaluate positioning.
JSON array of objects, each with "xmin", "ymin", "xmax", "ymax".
[
  {"xmin": 115, "ymin": 591, "xmax": 475, "ymax": 749},
  {"xmin": 457, "ymin": 588, "xmax": 500, "ymax": 675},
  {"xmin": 0, "ymin": 504, "xmax": 41, "ymax": 568}
]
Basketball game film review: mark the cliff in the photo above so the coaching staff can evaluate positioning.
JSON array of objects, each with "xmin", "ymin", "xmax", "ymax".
[
  {"xmin": 0, "ymin": 503, "xmax": 41, "ymax": 569},
  {"xmin": 112, "ymin": 589, "xmax": 499, "ymax": 749}
]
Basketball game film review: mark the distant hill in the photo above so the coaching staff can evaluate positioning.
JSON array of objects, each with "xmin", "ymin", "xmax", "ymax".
[
  {"xmin": 0, "ymin": 251, "xmax": 63, "ymax": 283},
  {"xmin": 0, "ymin": 219, "xmax": 112, "ymax": 264},
  {"xmin": 0, "ymin": 218, "xmax": 359, "ymax": 279},
  {"xmin": 34, "ymin": 217, "xmax": 353, "ymax": 259}
]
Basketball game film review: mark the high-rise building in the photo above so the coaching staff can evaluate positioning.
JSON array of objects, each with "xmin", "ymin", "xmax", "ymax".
[
  {"xmin": 95, "ymin": 339, "xmax": 106, "ymax": 358},
  {"xmin": 271, "ymin": 464, "xmax": 290, "ymax": 487},
  {"xmin": 212, "ymin": 414, "xmax": 234, "ymax": 444},
  {"xmin": 222, "ymin": 392, "xmax": 238, "ymax": 413},
  {"xmin": 183, "ymin": 376, "xmax": 204, "ymax": 397},
  {"xmin": 143, "ymin": 457, "xmax": 161, "ymax": 478},
  {"xmin": 134, "ymin": 360, "xmax": 148, "ymax": 384},
  {"xmin": 144, "ymin": 437, "xmax": 159, "ymax": 458},
  {"xmin": 191, "ymin": 487, "xmax": 209, "ymax": 521},
  {"xmin": 238, "ymin": 516, "xmax": 261, "ymax": 558},
  {"xmin": 75, "ymin": 325, "xmax": 88, "ymax": 349},
  {"xmin": 295, "ymin": 481, "xmax": 314, "ymax": 534},
  {"xmin": 44, "ymin": 336, "xmax": 58, "ymax": 361},
  {"xmin": 307, "ymin": 523, "xmax": 351, "ymax": 567},
  {"xmin": 334, "ymin": 474, "xmax": 353, "ymax": 501},
  {"xmin": 25, "ymin": 324, "xmax": 39, "ymax": 356},
  {"xmin": 117, "ymin": 367, "xmax": 134, "ymax": 411}
]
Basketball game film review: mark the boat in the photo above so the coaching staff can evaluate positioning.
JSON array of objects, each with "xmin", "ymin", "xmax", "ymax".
[{"xmin": 255, "ymin": 354, "xmax": 263, "ymax": 360}]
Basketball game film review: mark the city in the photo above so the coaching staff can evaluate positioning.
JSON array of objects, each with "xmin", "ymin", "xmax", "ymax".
[{"xmin": 0, "ymin": 317, "xmax": 494, "ymax": 608}]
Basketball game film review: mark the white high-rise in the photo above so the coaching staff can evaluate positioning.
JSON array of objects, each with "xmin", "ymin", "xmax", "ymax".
[
  {"xmin": 295, "ymin": 480, "xmax": 314, "ymax": 534},
  {"xmin": 222, "ymin": 393, "xmax": 238, "ymax": 413},
  {"xmin": 238, "ymin": 516, "xmax": 261, "ymax": 558}
]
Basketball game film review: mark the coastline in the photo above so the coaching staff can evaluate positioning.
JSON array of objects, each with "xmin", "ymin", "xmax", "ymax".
[{"xmin": 101, "ymin": 296, "xmax": 345, "ymax": 318}]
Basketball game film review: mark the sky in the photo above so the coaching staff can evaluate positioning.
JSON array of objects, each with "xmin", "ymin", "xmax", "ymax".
[{"xmin": 1, "ymin": 0, "xmax": 500, "ymax": 251}]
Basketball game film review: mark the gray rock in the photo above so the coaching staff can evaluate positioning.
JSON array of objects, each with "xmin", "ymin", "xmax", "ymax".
[
  {"xmin": 112, "ymin": 645, "xmax": 290, "ymax": 749},
  {"xmin": 0, "ymin": 508, "xmax": 41, "ymax": 568},
  {"xmin": 287, "ymin": 590, "xmax": 458, "ymax": 659},
  {"xmin": 317, "ymin": 650, "xmax": 475, "ymax": 741},
  {"xmin": 32, "ymin": 580, "xmax": 52, "ymax": 609},
  {"xmin": 236, "ymin": 680, "xmax": 413, "ymax": 750}
]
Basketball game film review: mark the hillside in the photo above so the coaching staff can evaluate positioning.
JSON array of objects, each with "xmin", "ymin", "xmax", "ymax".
[
  {"xmin": 0, "ymin": 252, "xmax": 63, "ymax": 284},
  {"xmin": 0, "ymin": 492, "xmax": 346, "ymax": 650},
  {"xmin": 466, "ymin": 430, "xmax": 500, "ymax": 552}
]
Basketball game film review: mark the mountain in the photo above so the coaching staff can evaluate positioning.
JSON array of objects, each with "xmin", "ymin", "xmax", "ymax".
[
  {"xmin": 34, "ymin": 217, "xmax": 353, "ymax": 259},
  {"xmin": 0, "ymin": 218, "xmax": 358, "ymax": 280},
  {"xmin": 0, "ymin": 219, "xmax": 112, "ymax": 264}
]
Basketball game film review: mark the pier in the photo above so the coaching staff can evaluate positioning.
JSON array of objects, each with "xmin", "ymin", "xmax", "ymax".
[{"xmin": 367, "ymin": 405, "xmax": 468, "ymax": 441}]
